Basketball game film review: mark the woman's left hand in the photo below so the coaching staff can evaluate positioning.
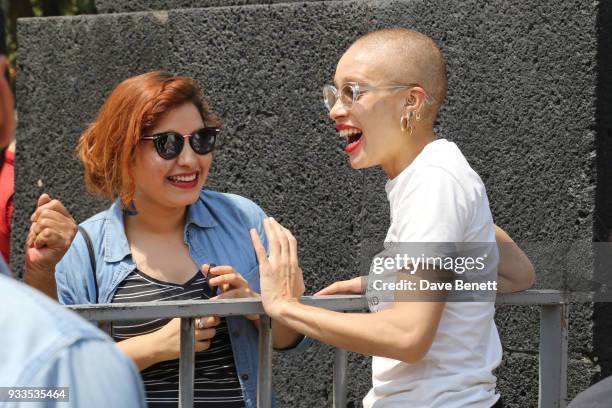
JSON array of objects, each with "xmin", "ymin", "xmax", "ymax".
[{"xmin": 202, "ymin": 264, "xmax": 261, "ymax": 321}]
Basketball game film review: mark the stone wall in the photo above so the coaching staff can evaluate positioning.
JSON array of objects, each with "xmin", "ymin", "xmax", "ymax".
[{"xmin": 13, "ymin": 0, "xmax": 610, "ymax": 405}]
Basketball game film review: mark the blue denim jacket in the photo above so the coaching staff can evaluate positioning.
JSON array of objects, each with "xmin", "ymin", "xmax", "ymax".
[{"xmin": 55, "ymin": 190, "xmax": 309, "ymax": 408}]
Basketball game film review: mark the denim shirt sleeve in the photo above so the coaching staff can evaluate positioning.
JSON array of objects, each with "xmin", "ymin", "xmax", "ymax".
[
  {"xmin": 0, "ymin": 257, "xmax": 11, "ymax": 277},
  {"xmin": 21, "ymin": 339, "xmax": 147, "ymax": 408},
  {"xmin": 0, "ymin": 273, "xmax": 146, "ymax": 408},
  {"xmin": 55, "ymin": 232, "xmax": 95, "ymax": 305},
  {"xmin": 230, "ymin": 194, "xmax": 312, "ymax": 354}
]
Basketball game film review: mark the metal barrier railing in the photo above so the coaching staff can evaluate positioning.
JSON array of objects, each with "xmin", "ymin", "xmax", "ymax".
[{"xmin": 70, "ymin": 291, "xmax": 567, "ymax": 408}]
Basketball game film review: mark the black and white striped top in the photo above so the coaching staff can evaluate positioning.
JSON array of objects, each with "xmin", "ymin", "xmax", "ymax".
[{"xmin": 111, "ymin": 269, "xmax": 245, "ymax": 407}]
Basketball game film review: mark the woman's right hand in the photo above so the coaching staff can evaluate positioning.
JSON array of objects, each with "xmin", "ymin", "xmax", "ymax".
[
  {"xmin": 149, "ymin": 316, "xmax": 221, "ymax": 363},
  {"xmin": 23, "ymin": 194, "xmax": 78, "ymax": 299}
]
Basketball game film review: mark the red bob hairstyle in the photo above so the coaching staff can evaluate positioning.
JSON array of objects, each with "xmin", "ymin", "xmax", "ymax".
[{"xmin": 77, "ymin": 71, "xmax": 220, "ymax": 207}]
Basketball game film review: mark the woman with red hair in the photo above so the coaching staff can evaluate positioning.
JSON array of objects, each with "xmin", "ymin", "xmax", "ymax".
[{"xmin": 54, "ymin": 71, "xmax": 306, "ymax": 408}]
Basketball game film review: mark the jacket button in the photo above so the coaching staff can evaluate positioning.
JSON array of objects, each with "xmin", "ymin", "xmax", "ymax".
[
  {"xmin": 233, "ymin": 331, "xmax": 240, "ymax": 337},
  {"xmin": 241, "ymin": 374, "xmax": 249, "ymax": 381}
]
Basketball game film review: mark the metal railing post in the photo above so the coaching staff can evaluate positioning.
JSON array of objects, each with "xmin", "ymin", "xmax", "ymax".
[
  {"xmin": 179, "ymin": 317, "xmax": 195, "ymax": 408},
  {"xmin": 333, "ymin": 348, "xmax": 348, "ymax": 408},
  {"xmin": 539, "ymin": 304, "xmax": 568, "ymax": 408},
  {"xmin": 69, "ymin": 293, "xmax": 570, "ymax": 408},
  {"xmin": 98, "ymin": 321, "xmax": 112, "ymax": 336},
  {"xmin": 257, "ymin": 315, "xmax": 273, "ymax": 408}
]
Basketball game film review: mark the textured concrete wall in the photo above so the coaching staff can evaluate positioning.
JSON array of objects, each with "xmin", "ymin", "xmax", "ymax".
[
  {"xmin": 594, "ymin": 0, "xmax": 612, "ymax": 381},
  {"xmin": 13, "ymin": 0, "xmax": 606, "ymax": 406},
  {"xmin": 95, "ymin": 0, "xmax": 327, "ymax": 14}
]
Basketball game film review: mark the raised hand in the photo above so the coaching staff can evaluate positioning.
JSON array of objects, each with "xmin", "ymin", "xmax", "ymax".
[
  {"xmin": 24, "ymin": 194, "xmax": 78, "ymax": 298},
  {"xmin": 250, "ymin": 217, "xmax": 305, "ymax": 318}
]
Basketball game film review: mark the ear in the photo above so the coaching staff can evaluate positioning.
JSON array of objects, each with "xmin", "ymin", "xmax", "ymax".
[
  {"xmin": 402, "ymin": 87, "xmax": 428, "ymax": 113},
  {"xmin": 404, "ymin": 95, "xmax": 417, "ymax": 107}
]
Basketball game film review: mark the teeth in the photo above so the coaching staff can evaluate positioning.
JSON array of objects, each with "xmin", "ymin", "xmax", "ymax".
[
  {"xmin": 339, "ymin": 128, "xmax": 362, "ymax": 138},
  {"xmin": 169, "ymin": 174, "xmax": 197, "ymax": 182}
]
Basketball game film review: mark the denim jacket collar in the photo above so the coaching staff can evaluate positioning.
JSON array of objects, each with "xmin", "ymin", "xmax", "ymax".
[
  {"xmin": 103, "ymin": 194, "xmax": 218, "ymax": 263},
  {"xmin": 185, "ymin": 193, "xmax": 218, "ymax": 229}
]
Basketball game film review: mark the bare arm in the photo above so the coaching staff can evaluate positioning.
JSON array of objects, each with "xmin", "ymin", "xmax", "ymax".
[
  {"xmin": 117, "ymin": 332, "xmax": 165, "ymax": 371},
  {"xmin": 117, "ymin": 316, "xmax": 219, "ymax": 371},
  {"xmin": 495, "ymin": 225, "xmax": 535, "ymax": 293},
  {"xmin": 274, "ymin": 299, "xmax": 444, "ymax": 363},
  {"xmin": 252, "ymin": 218, "xmax": 446, "ymax": 363}
]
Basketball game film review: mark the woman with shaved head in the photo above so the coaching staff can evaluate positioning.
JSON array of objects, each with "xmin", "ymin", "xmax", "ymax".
[{"xmin": 251, "ymin": 28, "xmax": 530, "ymax": 407}]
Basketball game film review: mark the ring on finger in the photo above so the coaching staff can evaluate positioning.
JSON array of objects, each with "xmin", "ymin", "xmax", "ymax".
[{"xmin": 196, "ymin": 318, "xmax": 204, "ymax": 329}]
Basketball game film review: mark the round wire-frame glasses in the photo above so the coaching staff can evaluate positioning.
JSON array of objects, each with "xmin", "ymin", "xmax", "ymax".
[{"xmin": 322, "ymin": 82, "xmax": 433, "ymax": 112}]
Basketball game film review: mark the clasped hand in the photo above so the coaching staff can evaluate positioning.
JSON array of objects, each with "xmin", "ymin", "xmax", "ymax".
[{"xmin": 203, "ymin": 263, "xmax": 260, "ymax": 321}]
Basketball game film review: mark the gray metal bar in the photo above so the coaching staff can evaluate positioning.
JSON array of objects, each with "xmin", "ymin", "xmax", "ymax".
[
  {"xmin": 496, "ymin": 290, "xmax": 566, "ymax": 305},
  {"xmin": 70, "ymin": 291, "xmax": 568, "ymax": 321},
  {"xmin": 333, "ymin": 348, "xmax": 348, "ymax": 408},
  {"xmin": 67, "ymin": 292, "xmax": 570, "ymax": 408},
  {"xmin": 179, "ymin": 318, "xmax": 195, "ymax": 408},
  {"xmin": 257, "ymin": 315, "xmax": 273, "ymax": 408},
  {"xmin": 538, "ymin": 304, "xmax": 568, "ymax": 408},
  {"xmin": 70, "ymin": 295, "xmax": 368, "ymax": 321}
]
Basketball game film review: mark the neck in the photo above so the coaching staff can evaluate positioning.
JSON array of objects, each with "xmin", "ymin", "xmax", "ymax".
[
  {"xmin": 382, "ymin": 126, "xmax": 436, "ymax": 179},
  {"xmin": 124, "ymin": 197, "xmax": 187, "ymax": 235}
]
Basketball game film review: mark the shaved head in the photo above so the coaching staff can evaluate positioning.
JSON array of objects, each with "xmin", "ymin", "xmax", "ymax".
[{"xmin": 346, "ymin": 28, "xmax": 447, "ymax": 119}]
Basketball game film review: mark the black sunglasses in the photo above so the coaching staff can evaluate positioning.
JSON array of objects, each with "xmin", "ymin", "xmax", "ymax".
[{"xmin": 141, "ymin": 127, "xmax": 219, "ymax": 160}]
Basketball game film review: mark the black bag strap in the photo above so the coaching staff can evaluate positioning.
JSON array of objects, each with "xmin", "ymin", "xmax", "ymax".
[
  {"xmin": 77, "ymin": 225, "xmax": 98, "ymax": 303},
  {"xmin": 0, "ymin": 146, "xmax": 6, "ymax": 170}
]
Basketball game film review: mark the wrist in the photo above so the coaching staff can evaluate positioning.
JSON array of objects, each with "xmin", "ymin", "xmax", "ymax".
[
  {"xmin": 268, "ymin": 297, "xmax": 299, "ymax": 321},
  {"xmin": 118, "ymin": 335, "xmax": 162, "ymax": 371},
  {"xmin": 144, "ymin": 331, "xmax": 167, "ymax": 364},
  {"xmin": 24, "ymin": 259, "xmax": 55, "ymax": 279},
  {"xmin": 23, "ymin": 261, "xmax": 57, "ymax": 299}
]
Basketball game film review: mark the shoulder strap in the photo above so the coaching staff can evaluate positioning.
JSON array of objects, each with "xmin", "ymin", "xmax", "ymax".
[
  {"xmin": 0, "ymin": 147, "xmax": 6, "ymax": 171},
  {"xmin": 77, "ymin": 225, "xmax": 98, "ymax": 303}
]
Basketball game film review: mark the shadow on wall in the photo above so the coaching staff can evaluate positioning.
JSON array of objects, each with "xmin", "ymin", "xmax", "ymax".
[{"xmin": 593, "ymin": 0, "xmax": 612, "ymax": 382}]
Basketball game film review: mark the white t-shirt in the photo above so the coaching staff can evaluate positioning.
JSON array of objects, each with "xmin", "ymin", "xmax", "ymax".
[{"xmin": 362, "ymin": 139, "xmax": 502, "ymax": 408}]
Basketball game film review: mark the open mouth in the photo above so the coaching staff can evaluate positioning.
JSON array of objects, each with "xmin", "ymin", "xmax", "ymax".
[
  {"xmin": 167, "ymin": 172, "xmax": 199, "ymax": 188},
  {"xmin": 339, "ymin": 127, "xmax": 363, "ymax": 154}
]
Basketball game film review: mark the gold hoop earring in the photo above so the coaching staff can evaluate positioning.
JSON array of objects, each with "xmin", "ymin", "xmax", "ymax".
[
  {"xmin": 400, "ymin": 111, "xmax": 413, "ymax": 132},
  {"xmin": 400, "ymin": 115, "xmax": 408, "ymax": 132},
  {"xmin": 416, "ymin": 111, "xmax": 421, "ymax": 122}
]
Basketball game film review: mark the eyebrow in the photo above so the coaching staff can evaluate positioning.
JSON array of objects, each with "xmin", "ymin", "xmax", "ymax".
[
  {"xmin": 334, "ymin": 76, "xmax": 370, "ymax": 87},
  {"xmin": 152, "ymin": 126, "xmax": 206, "ymax": 135}
]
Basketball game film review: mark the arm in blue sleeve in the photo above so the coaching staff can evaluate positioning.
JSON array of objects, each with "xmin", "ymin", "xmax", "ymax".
[{"xmin": 28, "ymin": 338, "xmax": 146, "ymax": 408}]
